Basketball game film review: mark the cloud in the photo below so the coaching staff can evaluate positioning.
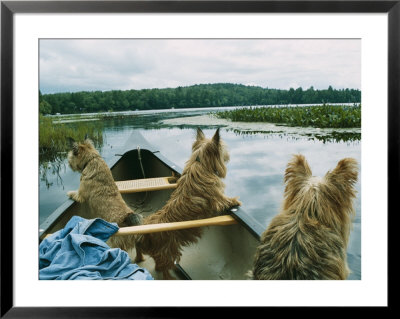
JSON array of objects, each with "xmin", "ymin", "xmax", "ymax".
[{"xmin": 39, "ymin": 39, "xmax": 361, "ymax": 93}]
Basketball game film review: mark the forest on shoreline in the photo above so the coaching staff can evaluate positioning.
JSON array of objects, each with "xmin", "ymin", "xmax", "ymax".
[{"xmin": 39, "ymin": 83, "xmax": 361, "ymax": 115}]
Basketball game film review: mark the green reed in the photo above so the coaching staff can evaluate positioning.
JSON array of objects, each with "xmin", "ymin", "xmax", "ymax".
[
  {"xmin": 39, "ymin": 115, "xmax": 103, "ymax": 156},
  {"xmin": 215, "ymin": 104, "xmax": 361, "ymax": 128},
  {"xmin": 39, "ymin": 115, "xmax": 104, "ymax": 187}
]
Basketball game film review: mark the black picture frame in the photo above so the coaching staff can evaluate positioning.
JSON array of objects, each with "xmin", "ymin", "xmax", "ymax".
[{"xmin": 1, "ymin": 0, "xmax": 396, "ymax": 317}]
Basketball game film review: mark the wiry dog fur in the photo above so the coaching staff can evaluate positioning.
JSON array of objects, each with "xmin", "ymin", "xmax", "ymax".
[
  {"xmin": 135, "ymin": 128, "xmax": 241, "ymax": 279},
  {"xmin": 67, "ymin": 137, "xmax": 142, "ymax": 251},
  {"xmin": 250, "ymin": 154, "xmax": 358, "ymax": 280}
]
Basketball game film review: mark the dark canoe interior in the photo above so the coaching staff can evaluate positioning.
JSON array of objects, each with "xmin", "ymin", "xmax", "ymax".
[{"xmin": 39, "ymin": 135, "xmax": 262, "ymax": 280}]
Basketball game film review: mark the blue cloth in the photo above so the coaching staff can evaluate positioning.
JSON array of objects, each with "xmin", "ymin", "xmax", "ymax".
[{"xmin": 39, "ymin": 216, "xmax": 153, "ymax": 280}]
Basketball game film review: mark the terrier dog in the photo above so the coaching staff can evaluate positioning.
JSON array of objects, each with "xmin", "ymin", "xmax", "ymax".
[
  {"xmin": 250, "ymin": 154, "xmax": 358, "ymax": 280},
  {"xmin": 135, "ymin": 128, "xmax": 241, "ymax": 279},
  {"xmin": 67, "ymin": 137, "xmax": 142, "ymax": 251}
]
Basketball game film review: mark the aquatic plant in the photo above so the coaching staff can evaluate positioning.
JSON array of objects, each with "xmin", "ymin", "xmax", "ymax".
[
  {"xmin": 215, "ymin": 104, "xmax": 361, "ymax": 128},
  {"xmin": 40, "ymin": 115, "xmax": 103, "ymax": 155},
  {"xmin": 309, "ymin": 132, "xmax": 361, "ymax": 143},
  {"xmin": 39, "ymin": 115, "xmax": 104, "ymax": 187},
  {"xmin": 225, "ymin": 128, "xmax": 360, "ymax": 143}
]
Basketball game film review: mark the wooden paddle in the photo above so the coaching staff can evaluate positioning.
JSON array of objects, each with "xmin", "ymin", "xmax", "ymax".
[{"xmin": 43, "ymin": 215, "xmax": 238, "ymax": 239}]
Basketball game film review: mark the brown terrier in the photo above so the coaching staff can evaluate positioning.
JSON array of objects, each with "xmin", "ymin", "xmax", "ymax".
[
  {"xmin": 135, "ymin": 128, "xmax": 241, "ymax": 279},
  {"xmin": 67, "ymin": 137, "xmax": 142, "ymax": 251},
  {"xmin": 250, "ymin": 154, "xmax": 358, "ymax": 280}
]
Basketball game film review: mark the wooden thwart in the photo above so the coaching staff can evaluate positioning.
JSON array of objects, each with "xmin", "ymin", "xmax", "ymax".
[
  {"xmin": 114, "ymin": 215, "xmax": 238, "ymax": 236},
  {"xmin": 115, "ymin": 176, "xmax": 177, "ymax": 194},
  {"xmin": 43, "ymin": 215, "xmax": 238, "ymax": 239}
]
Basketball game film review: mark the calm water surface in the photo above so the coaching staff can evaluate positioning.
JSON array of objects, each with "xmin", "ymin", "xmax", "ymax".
[{"xmin": 39, "ymin": 108, "xmax": 361, "ymax": 279}]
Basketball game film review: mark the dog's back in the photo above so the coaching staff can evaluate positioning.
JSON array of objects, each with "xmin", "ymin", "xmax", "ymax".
[
  {"xmin": 251, "ymin": 213, "xmax": 349, "ymax": 280},
  {"xmin": 135, "ymin": 128, "xmax": 241, "ymax": 279},
  {"xmin": 251, "ymin": 154, "xmax": 358, "ymax": 280}
]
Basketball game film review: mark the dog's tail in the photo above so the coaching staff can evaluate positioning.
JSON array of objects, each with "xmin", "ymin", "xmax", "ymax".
[{"xmin": 122, "ymin": 212, "xmax": 143, "ymax": 227}]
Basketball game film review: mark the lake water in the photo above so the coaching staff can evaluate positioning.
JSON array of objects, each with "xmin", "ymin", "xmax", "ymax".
[{"xmin": 39, "ymin": 107, "xmax": 361, "ymax": 280}]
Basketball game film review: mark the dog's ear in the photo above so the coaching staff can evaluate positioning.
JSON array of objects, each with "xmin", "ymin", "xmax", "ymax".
[
  {"xmin": 72, "ymin": 142, "xmax": 79, "ymax": 156},
  {"xmin": 283, "ymin": 154, "xmax": 312, "ymax": 209},
  {"xmin": 67, "ymin": 137, "xmax": 76, "ymax": 148},
  {"xmin": 196, "ymin": 128, "xmax": 205, "ymax": 141},
  {"xmin": 212, "ymin": 128, "xmax": 220, "ymax": 145},
  {"xmin": 83, "ymin": 134, "xmax": 95, "ymax": 148},
  {"xmin": 325, "ymin": 158, "xmax": 358, "ymax": 188},
  {"xmin": 284, "ymin": 154, "xmax": 312, "ymax": 185},
  {"xmin": 84, "ymin": 138, "xmax": 94, "ymax": 147},
  {"xmin": 67, "ymin": 137, "xmax": 79, "ymax": 155}
]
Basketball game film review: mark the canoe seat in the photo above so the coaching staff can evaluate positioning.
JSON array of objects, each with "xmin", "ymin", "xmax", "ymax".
[{"xmin": 115, "ymin": 176, "xmax": 178, "ymax": 194}]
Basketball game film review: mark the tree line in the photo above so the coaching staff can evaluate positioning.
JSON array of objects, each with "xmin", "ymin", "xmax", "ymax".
[{"xmin": 39, "ymin": 83, "xmax": 361, "ymax": 115}]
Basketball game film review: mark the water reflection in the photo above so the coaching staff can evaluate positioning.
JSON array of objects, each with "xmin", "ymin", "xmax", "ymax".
[{"xmin": 39, "ymin": 157, "xmax": 67, "ymax": 189}]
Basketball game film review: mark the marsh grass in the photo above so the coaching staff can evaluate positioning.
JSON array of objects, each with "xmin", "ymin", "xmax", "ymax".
[
  {"xmin": 39, "ymin": 115, "xmax": 104, "ymax": 187},
  {"xmin": 40, "ymin": 115, "xmax": 103, "ymax": 154},
  {"xmin": 215, "ymin": 104, "xmax": 361, "ymax": 128}
]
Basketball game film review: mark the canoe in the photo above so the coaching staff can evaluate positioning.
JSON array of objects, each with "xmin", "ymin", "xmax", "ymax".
[{"xmin": 39, "ymin": 130, "xmax": 265, "ymax": 280}]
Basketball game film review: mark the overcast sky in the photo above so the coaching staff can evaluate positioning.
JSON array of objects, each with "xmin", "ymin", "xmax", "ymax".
[{"xmin": 39, "ymin": 39, "xmax": 361, "ymax": 94}]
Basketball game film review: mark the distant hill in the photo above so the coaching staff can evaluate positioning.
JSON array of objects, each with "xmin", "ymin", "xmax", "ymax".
[{"xmin": 39, "ymin": 83, "xmax": 361, "ymax": 115}]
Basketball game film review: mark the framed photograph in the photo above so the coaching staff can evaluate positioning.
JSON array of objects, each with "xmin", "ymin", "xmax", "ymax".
[{"xmin": 1, "ymin": 0, "xmax": 396, "ymax": 316}]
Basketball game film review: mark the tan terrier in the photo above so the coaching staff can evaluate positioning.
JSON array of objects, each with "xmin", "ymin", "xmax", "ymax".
[
  {"xmin": 250, "ymin": 154, "xmax": 358, "ymax": 280},
  {"xmin": 67, "ymin": 137, "xmax": 142, "ymax": 251},
  {"xmin": 135, "ymin": 128, "xmax": 241, "ymax": 279}
]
